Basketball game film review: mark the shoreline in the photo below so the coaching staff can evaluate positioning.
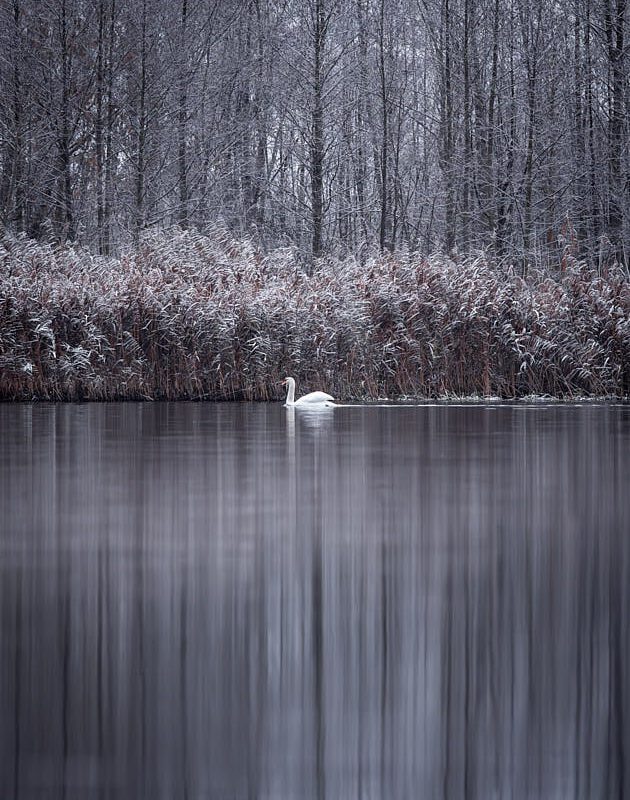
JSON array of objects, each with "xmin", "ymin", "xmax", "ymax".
[{"xmin": 2, "ymin": 395, "xmax": 628, "ymax": 405}]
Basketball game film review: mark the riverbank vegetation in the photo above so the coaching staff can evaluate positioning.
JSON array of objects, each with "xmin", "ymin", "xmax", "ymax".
[{"xmin": 1, "ymin": 229, "xmax": 628, "ymax": 401}]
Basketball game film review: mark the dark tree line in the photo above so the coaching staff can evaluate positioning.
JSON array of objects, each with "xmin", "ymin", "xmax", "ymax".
[{"xmin": 1, "ymin": 0, "xmax": 629, "ymax": 266}]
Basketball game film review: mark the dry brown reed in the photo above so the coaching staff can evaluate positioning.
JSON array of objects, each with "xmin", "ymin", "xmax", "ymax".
[{"xmin": 1, "ymin": 228, "xmax": 629, "ymax": 401}]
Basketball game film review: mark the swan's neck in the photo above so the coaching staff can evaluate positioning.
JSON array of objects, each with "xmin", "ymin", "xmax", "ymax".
[{"xmin": 285, "ymin": 379, "xmax": 296, "ymax": 405}]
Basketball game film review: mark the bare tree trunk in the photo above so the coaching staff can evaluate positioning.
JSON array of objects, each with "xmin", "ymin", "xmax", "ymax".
[
  {"xmin": 573, "ymin": 0, "xmax": 587, "ymax": 252},
  {"xmin": 378, "ymin": 0, "xmax": 389, "ymax": 250},
  {"xmin": 311, "ymin": 0, "xmax": 326, "ymax": 259},
  {"xmin": 461, "ymin": 0, "xmax": 472, "ymax": 250},
  {"xmin": 496, "ymin": 10, "xmax": 517, "ymax": 260},
  {"xmin": 57, "ymin": 0, "xmax": 75, "ymax": 241},
  {"xmin": 95, "ymin": 0, "xmax": 105, "ymax": 252},
  {"xmin": 520, "ymin": 0, "xmax": 543, "ymax": 265},
  {"xmin": 356, "ymin": 0, "xmax": 374, "ymax": 247},
  {"xmin": 238, "ymin": 4, "xmax": 260, "ymax": 231},
  {"xmin": 585, "ymin": 0, "xmax": 600, "ymax": 248},
  {"xmin": 605, "ymin": 0, "xmax": 626, "ymax": 263},
  {"xmin": 102, "ymin": 0, "xmax": 116, "ymax": 254},
  {"xmin": 134, "ymin": 0, "xmax": 148, "ymax": 242},
  {"xmin": 0, "ymin": 0, "xmax": 24, "ymax": 230},
  {"xmin": 391, "ymin": 92, "xmax": 405, "ymax": 248},
  {"xmin": 439, "ymin": 0, "xmax": 455, "ymax": 253},
  {"xmin": 523, "ymin": 50, "xmax": 535, "ymax": 258},
  {"xmin": 177, "ymin": 0, "xmax": 189, "ymax": 228},
  {"xmin": 12, "ymin": 0, "xmax": 24, "ymax": 231},
  {"xmin": 252, "ymin": 0, "xmax": 267, "ymax": 231},
  {"xmin": 476, "ymin": 0, "xmax": 499, "ymax": 239}
]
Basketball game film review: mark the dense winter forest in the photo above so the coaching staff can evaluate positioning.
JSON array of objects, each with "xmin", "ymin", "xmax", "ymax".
[
  {"xmin": 1, "ymin": 0, "xmax": 629, "ymax": 400},
  {"xmin": 2, "ymin": 0, "xmax": 630, "ymax": 264}
]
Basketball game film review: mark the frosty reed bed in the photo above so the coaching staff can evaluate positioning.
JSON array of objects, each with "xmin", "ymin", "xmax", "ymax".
[{"xmin": 1, "ymin": 229, "xmax": 629, "ymax": 401}]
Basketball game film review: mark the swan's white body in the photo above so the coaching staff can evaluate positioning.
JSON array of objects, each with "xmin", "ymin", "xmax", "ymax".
[{"xmin": 283, "ymin": 377, "xmax": 335, "ymax": 407}]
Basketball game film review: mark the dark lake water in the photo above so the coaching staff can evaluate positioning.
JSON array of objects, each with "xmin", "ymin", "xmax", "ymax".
[{"xmin": 1, "ymin": 402, "xmax": 629, "ymax": 799}]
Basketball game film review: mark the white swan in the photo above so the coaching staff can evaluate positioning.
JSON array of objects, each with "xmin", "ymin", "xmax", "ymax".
[{"xmin": 283, "ymin": 377, "xmax": 335, "ymax": 407}]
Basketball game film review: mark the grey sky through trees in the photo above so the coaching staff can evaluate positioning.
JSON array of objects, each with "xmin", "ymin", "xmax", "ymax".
[{"xmin": 1, "ymin": 0, "xmax": 629, "ymax": 266}]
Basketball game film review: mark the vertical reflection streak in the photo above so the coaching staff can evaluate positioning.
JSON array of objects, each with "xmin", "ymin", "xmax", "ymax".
[
  {"xmin": 13, "ymin": 564, "xmax": 21, "ymax": 800},
  {"xmin": 180, "ymin": 579, "xmax": 188, "ymax": 800},
  {"xmin": 312, "ymin": 425, "xmax": 325, "ymax": 800}
]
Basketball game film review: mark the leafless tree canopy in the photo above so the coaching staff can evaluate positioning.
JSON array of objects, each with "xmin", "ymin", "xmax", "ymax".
[{"xmin": 0, "ymin": 0, "xmax": 629, "ymax": 267}]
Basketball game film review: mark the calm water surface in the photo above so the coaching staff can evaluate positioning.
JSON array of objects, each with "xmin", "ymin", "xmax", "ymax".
[{"xmin": 1, "ymin": 402, "xmax": 629, "ymax": 799}]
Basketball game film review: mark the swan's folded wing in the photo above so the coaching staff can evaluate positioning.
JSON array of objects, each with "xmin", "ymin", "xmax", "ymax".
[{"xmin": 296, "ymin": 391, "xmax": 335, "ymax": 405}]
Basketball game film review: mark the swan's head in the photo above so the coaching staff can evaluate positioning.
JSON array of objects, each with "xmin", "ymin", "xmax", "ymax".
[{"xmin": 282, "ymin": 377, "xmax": 295, "ymax": 387}]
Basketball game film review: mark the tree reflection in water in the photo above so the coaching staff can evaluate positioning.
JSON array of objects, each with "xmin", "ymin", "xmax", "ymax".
[{"xmin": 0, "ymin": 402, "xmax": 628, "ymax": 798}]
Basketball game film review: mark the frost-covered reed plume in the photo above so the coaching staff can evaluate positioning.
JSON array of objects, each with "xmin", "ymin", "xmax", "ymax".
[{"xmin": 0, "ymin": 228, "xmax": 628, "ymax": 400}]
